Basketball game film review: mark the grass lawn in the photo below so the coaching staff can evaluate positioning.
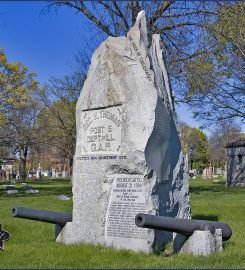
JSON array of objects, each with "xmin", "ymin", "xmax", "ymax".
[{"xmin": 0, "ymin": 176, "xmax": 244, "ymax": 268}]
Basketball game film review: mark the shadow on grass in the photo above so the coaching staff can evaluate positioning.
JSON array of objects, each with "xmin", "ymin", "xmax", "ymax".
[
  {"xmin": 192, "ymin": 214, "xmax": 219, "ymax": 221},
  {"xmin": 190, "ymin": 183, "xmax": 241, "ymax": 195},
  {"xmin": 223, "ymin": 240, "xmax": 235, "ymax": 248},
  {"xmin": 190, "ymin": 186, "xmax": 224, "ymax": 194},
  {"xmin": 190, "ymin": 181, "xmax": 228, "ymax": 194}
]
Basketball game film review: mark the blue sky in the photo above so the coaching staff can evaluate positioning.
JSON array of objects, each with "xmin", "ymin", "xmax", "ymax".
[
  {"xmin": 0, "ymin": 1, "xmax": 87, "ymax": 81},
  {"xmin": 0, "ymin": 1, "xmax": 213, "ymax": 134}
]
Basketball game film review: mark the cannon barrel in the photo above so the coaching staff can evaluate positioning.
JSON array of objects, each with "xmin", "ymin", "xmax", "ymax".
[
  {"xmin": 12, "ymin": 207, "xmax": 72, "ymax": 225},
  {"xmin": 135, "ymin": 213, "xmax": 232, "ymax": 241}
]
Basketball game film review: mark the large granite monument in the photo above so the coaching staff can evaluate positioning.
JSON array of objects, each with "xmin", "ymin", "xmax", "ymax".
[{"xmin": 57, "ymin": 11, "xmax": 190, "ymax": 253}]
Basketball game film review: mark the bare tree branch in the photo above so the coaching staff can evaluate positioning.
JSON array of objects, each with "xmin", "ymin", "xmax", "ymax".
[
  {"xmin": 51, "ymin": 1, "xmax": 115, "ymax": 36},
  {"xmin": 148, "ymin": 1, "xmax": 174, "ymax": 27},
  {"xmin": 162, "ymin": 10, "xmax": 217, "ymax": 18},
  {"xmin": 112, "ymin": 1, "xmax": 130, "ymax": 31}
]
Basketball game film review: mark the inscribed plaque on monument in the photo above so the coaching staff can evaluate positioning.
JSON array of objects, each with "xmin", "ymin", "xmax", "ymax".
[
  {"xmin": 105, "ymin": 174, "xmax": 148, "ymax": 248},
  {"xmin": 81, "ymin": 106, "xmax": 122, "ymax": 154}
]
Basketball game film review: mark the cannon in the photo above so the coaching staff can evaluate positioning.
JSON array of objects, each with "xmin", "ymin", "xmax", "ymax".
[
  {"xmin": 135, "ymin": 213, "xmax": 232, "ymax": 241},
  {"xmin": 12, "ymin": 207, "xmax": 72, "ymax": 238}
]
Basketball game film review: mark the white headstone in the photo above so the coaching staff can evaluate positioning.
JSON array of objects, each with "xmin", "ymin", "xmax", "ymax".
[
  {"xmin": 57, "ymin": 11, "xmax": 190, "ymax": 253},
  {"xmin": 36, "ymin": 163, "xmax": 41, "ymax": 179},
  {"xmin": 52, "ymin": 168, "xmax": 56, "ymax": 178},
  {"xmin": 62, "ymin": 171, "xmax": 68, "ymax": 178},
  {"xmin": 216, "ymin": 168, "xmax": 222, "ymax": 175},
  {"xmin": 202, "ymin": 168, "xmax": 207, "ymax": 179}
]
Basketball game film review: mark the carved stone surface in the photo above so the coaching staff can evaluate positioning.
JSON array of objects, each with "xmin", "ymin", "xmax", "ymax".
[
  {"xmin": 81, "ymin": 106, "xmax": 122, "ymax": 155},
  {"xmin": 226, "ymin": 139, "xmax": 245, "ymax": 187},
  {"xmin": 105, "ymin": 174, "xmax": 151, "ymax": 250},
  {"xmin": 56, "ymin": 11, "xmax": 190, "ymax": 253}
]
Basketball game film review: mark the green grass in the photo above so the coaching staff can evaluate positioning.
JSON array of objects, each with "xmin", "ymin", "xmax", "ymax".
[{"xmin": 0, "ymin": 176, "xmax": 244, "ymax": 268}]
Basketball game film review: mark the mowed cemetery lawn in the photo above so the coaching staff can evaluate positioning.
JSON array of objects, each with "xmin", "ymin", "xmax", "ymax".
[{"xmin": 0, "ymin": 177, "xmax": 244, "ymax": 269}]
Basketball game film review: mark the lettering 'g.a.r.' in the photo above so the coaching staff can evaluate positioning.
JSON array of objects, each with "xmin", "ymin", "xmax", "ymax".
[{"xmin": 81, "ymin": 106, "xmax": 122, "ymax": 154}]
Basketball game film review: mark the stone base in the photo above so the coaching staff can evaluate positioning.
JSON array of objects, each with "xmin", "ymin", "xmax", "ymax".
[
  {"xmin": 56, "ymin": 221, "xmax": 154, "ymax": 253},
  {"xmin": 174, "ymin": 229, "xmax": 223, "ymax": 256}
]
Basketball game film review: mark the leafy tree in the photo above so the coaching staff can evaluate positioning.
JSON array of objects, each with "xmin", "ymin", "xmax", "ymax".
[
  {"xmin": 11, "ymin": 101, "xmax": 41, "ymax": 180},
  {"xmin": 180, "ymin": 123, "xmax": 210, "ymax": 170},
  {"xmin": 183, "ymin": 2, "xmax": 245, "ymax": 124},
  {"xmin": 0, "ymin": 48, "xmax": 40, "ymax": 179},
  {"xmin": 214, "ymin": 2, "xmax": 244, "ymax": 58},
  {"xmin": 36, "ymin": 100, "xmax": 76, "ymax": 176},
  {"xmin": 209, "ymin": 120, "xmax": 244, "ymax": 168},
  {"xmin": 0, "ymin": 146, "xmax": 10, "ymax": 160},
  {"xmin": 35, "ymin": 71, "xmax": 84, "ymax": 176},
  {"xmin": 0, "ymin": 49, "xmax": 37, "ymax": 119}
]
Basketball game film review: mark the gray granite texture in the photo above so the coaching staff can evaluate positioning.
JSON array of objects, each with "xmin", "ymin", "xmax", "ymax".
[
  {"xmin": 175, "ymin": 229, "xmax": 223, "ymax": 256},
  {"xmin": 56, "ymin": 11, "xmax": 190, "ymax": 253}
]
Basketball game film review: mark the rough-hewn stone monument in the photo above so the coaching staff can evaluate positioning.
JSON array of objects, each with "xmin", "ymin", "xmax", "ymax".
[
  {"xmin": 226, "ymin": 138, "xmax": 245, "ymax": 187},
  {"xmin": 57, "ymin": 11, "xmax": 190, "ymax": 253}
]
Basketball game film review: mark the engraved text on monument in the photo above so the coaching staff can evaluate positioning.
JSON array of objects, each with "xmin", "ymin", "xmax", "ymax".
[{"xmin": 81, "ymin": 106, "xmax": 122, "ymax": 154}]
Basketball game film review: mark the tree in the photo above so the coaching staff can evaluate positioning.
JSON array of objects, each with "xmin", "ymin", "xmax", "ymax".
[
  {"xmin": 35, "ymin": 71, "xmax": 85, "ymax": 176},
  {"xmin": 11, "ymin": 100, "xmax": 41, "ymax": 180},
  {"xmin": 44, "ymin": 1, "xmax": 244, "ymax": 126},
  {"xmin": 183, "ymin": 2, "xmax": 245, "ymax": 124},
  {"xmin": 180, "ymin": 123, "xmax": 210, "ymax": 170},
  {"xmin": 209, "ymin": 120, "xmax": 244, "ymax": 168},
  {"xmin": 0, "ymin": 48, "xmax": 40, "ymax": 180},
  {"xmin": 0, "ymin": 49, "xmax": 34, "ymax": 125}
]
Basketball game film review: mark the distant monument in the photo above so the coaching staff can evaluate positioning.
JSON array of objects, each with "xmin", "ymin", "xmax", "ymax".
[
  {"xmin": 57, "ymin": 11, "xmax": 190, "ymax": 253},
  {"xmin": 226, "ymin": 138, "xmax": 245, "ymax": 187}
]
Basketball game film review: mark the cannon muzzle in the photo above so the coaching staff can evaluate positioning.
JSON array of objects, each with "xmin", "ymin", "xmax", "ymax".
[
  {"xmin": 12, "ymin": 207, "xmax": 72, "ymax": 225},
  {"xmin": 12, "ymin": 207, "xmax": 72, "ymax": 238},
  {"xmin": 135, "ymin": 213, "xmax": 232, "ymax": 241}
]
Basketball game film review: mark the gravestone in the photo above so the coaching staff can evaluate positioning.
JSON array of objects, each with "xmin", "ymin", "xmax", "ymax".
[
  {"xmin": 56, "ymin": 195, "xmax": 70, "ymax": 201},
  {"xmin": 207, "ymin": 164, "xmax": 213, "ymax": 178},
  {"xmin": 6, "ymin": 170, "xmax": 10, "ymax": 181},
  {"xmin": 226, "ymin": 139, "xmax": 245, "ymax": 187},
  {"xmin": 202, "ymin": 168, "xmax": 207, "ymax": 179},
  {"xmin": 6, "ymin": 185, "xmax": 18, "ymax": 195},
  {"xmin": 57, "ymin": 11, "xmax": 190, "ymax": 253},
  {"xmin": 36, "ymin": 164, "xmax": 41, "ymax": 179},
  {"xmin": 216, "ymin": 168, "xmax": 223, "ymax": 175},
  {"xmin": 51, "ymin": 168, "xmax": 56, "ymax": 178},
  {"xmin": 62, "ymin": 171, "xmax": 68, "ymax": 178}
]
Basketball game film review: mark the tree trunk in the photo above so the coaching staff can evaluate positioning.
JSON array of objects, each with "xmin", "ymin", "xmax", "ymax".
[
  {"xmin": 190, "ymin": 160, "xmax": 194, "ymax": 170},
  {"xmin": 19, "ymin": 144, "xmax": 28, "ymax": 180},
  {"xmin": 68, "ymin": 156, "xmax": 73, "ymax": 177}
]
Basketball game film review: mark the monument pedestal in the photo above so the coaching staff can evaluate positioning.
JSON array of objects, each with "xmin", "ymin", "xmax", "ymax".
[{"xmin": 174, "ymin": 229, "xmax": 223, "ymax": 256}]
